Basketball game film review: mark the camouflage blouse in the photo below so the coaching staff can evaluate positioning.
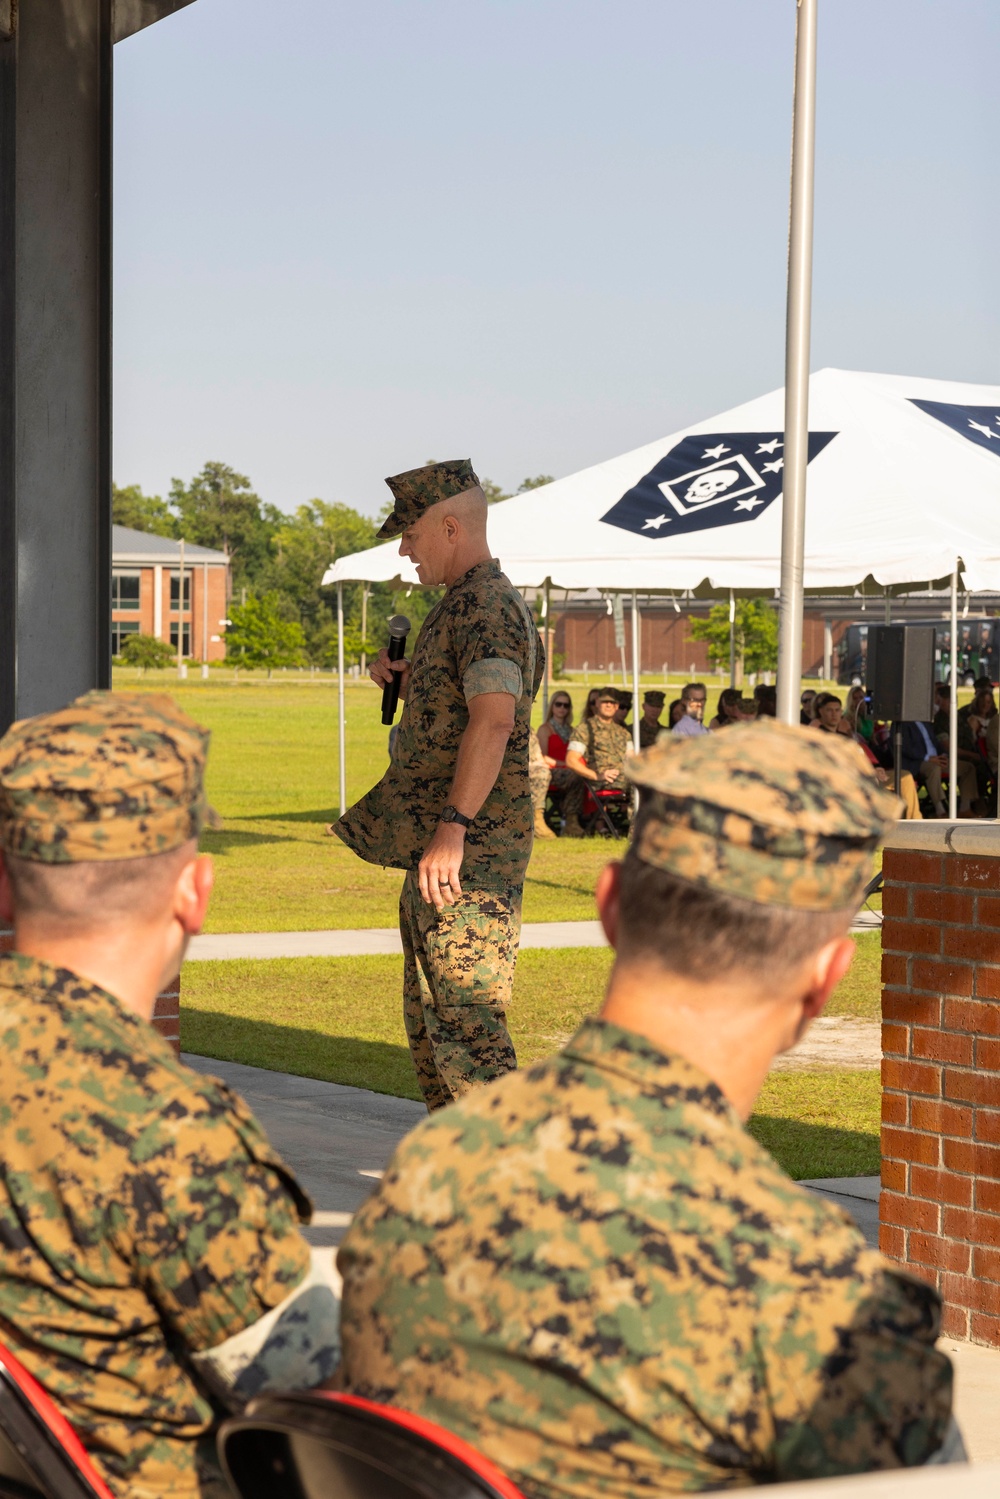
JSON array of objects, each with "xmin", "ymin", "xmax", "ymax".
[
  {"xmin": 567, "ymin": 714, "xmax": 632, "ymax": 779},
  {"xmin": 338, "ymin": 1018, "xmax": 952, "ymax": 1497},
  {"xmin": 335, "ymin": 560, "xmax": 543, "ymax": 893},
  {"xmin": 0, "ymin": 953, "xmax": 312, "ymax": 1499}
]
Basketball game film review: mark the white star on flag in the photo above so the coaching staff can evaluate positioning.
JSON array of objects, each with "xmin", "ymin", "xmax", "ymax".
[
  {"xmin": 756, "ymin": 439, "xmax": 782, "ymax": 455},
  {"xmin": 761, "ymin": 458, "xmax": 784, "ymax": 474},
  {"xmin": 701, "ymin": 444, "xmax": 731, "ymax": 460},
  {"xmin": 642, "ymin": 513, "xmax": 670, "ymax": 530},
  {"xmin": 969, "ymin": 420, "xmax": 998, "ymax": 440},
  {"xmin": 735, "ymin": 496, "xmax": 764, "ymax": 512}
]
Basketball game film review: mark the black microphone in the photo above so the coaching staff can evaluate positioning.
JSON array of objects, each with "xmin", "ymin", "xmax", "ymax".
[{"xmin": 381, "ymin": 615, "xmax": 411, "ymax": 726}]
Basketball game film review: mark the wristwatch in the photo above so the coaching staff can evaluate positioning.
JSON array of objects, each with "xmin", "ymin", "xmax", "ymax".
[{"xmin": 440, "ymin": 804, "xmax": 472, "ymax": 828}]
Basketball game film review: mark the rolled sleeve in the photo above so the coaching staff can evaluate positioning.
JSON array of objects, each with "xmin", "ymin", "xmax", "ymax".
[{"xmin": 462, "ymin": 658, "xmax": 523, "ymax": 703}]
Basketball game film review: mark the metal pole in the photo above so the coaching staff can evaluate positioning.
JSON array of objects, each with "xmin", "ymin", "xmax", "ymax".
[
  {"xmin": 729, "ymin": 591, "xmax": 736, "ymax": 688},
  {"xmin": 631, "ymin": 591, "xmax": 641, "ymax": 755},
  {"xmin": 776, "ymin": 0, "xmax": 818, "ymax": 726},
  {"xmin": 949, "ymin": 565, "xmax": 958, "ymax": 820},
  {"xmin": 541, "ymin": 579, "xmax": 550, "ymax": 718},
  {"xmin": 884, "ymin": 587, "xmax": 892, "ymax": 626},
  {"xmin": 337, "ymin": 581, "xmax": 346, "ymax": 817}
]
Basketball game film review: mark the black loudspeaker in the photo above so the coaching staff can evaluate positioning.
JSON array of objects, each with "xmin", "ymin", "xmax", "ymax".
[{"xmin": 867, "ymin": 625, "xmax": 936, "ymax": 722}]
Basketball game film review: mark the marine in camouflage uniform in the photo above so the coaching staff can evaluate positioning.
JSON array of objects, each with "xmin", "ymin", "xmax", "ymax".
[
  {"xmin": 337, "ymin": 721, "xmax": 956, "ymax": 1495},
  {"xmin": 0, "ymin": 693, "xmax": 335, "ymax": 1499},
  {"xmin": 561, "ymin": 687, "xmax": 632, "ymax": 835},
  {"xmin": 334, "ymin": 460, "xmax": 543, "ymax": 1110},
  {"xmin": 638, "ymin": 688, "xmax": 666, "ymax": 749},
  {"xmin": 528, "ymin": 723, "xmax": 555, "ymax": 839}
]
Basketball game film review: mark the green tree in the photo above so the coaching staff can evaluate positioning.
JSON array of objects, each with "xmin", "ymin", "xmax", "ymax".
[
  {"xmin": 169, "ymin": 462, "xmax": 275, "ymax": 589},
  {"xmin": 120, "ymin": 633, "xmax": 175, "ymax": 670},
  {"xmin": 225, "ymin": 593, "xmax": 306, "ymax": 674},
  {"xmin": 688, "ymin": 598, "xmax": 778, "ymax": 679},
  {"xmin": 112, "ymin": 484, "xmax": 178, "ymax": 538},
  {"xmin": 481, "ymin": 478, "xmax": 509, "ymax": 504},
  {"xmin": 517, "ymin": 475, "xmax": 554, "ymax": 492}
]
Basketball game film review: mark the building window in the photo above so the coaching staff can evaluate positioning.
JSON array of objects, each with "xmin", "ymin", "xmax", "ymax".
[
  {"xmin": 169, "ymin": 624, "xmax": 191, "ymax": 658},
  {"xmin": 170, "ymin": 570, "xmax": 191, "ymax": 611},
  {"xmin": 112, "ymin": 572, "xmax": 141, "ymax": 611},
  {"xmin": 112, "ymin": 620, "xmax": 140, "ymax": 655}
]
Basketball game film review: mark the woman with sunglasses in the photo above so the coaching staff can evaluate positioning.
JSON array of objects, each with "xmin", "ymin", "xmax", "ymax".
[{"xmin": 537, "ymin": 692, "xmax": 575, "ymax": 833}]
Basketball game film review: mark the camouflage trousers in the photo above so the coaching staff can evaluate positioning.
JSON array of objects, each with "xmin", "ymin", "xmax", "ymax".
[
  {"xmin": 529, "ymin": 757, "xmax": 550, "ymax": 813},
  {"xmin": 399, "ymin": 871, "xmax": 520, "ymax": 1112}
]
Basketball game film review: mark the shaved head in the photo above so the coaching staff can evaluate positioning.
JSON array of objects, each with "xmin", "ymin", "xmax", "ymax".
[{"xmin": 4, "ymin": 840, "xmax": 198, "ymax": 934}]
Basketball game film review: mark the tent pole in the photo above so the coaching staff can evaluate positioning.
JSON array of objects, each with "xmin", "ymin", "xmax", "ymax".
[
  {"xmin": 776, "ymin": 0, "xmax": 818, "ymax": 727},
  {"xmin": 337, "ymin": 581, "xmax": 346, "ymax": 818},
  {"xmin": 729, "ymin": 591, "xmax": 736, "ymax": 688},
  {"xmin": 949, "ymin": 565, "xmax": 958, "ymax": 820},
  {"xmin": 541, "ymin": 580, "xmax": 550, "ymax": 718},
  {"xmin": 631, "ymin": 591, "xmax": 641, "ymax": 755}
]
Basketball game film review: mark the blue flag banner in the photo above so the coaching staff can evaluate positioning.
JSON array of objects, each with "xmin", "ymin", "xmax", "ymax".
[
  {"xmin": 910, "ymin": 399, "xmax": 1000, "ymax": 458},
  {"xmin": 600, "ymin": 430, "xmax": 838, "ymax": 539}
]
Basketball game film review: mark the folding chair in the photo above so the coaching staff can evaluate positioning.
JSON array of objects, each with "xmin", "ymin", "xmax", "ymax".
[
  {"xmin": 584, "ymin": 786, "xmax": 631, "ymax": 839},
  {"xmin": 219, "ymin": 1390, "xmax": 526, "ymax": 1499},
  {"xmin": 0, "ymin": 1341, "xmax": 113, "ymax": 1499}
]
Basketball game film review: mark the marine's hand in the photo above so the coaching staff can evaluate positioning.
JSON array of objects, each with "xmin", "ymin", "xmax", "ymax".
[
  {"xmin": 419, "ymin": 824, "xmax": 465, "ymax": 909},
  {"xmin": 604, "ymin": 766, "xmax": 620, "ymax": 782},
  {"xmin": 369, "ymin": 647, "xmax": 411, "ymax": 698}
]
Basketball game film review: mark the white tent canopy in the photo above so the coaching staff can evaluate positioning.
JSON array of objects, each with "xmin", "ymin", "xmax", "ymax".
[{"xmin": 323, "ymin": 369, "xmax": 1000, "ymax": 594}]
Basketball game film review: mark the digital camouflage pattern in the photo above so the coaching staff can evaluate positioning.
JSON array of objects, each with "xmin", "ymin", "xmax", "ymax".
[
  {"xmin": 0, "ymin": 952, "xmax": 313, "ymax": 1499},
  {"xmin": 562, "ymin": 712, "xmax": 633, "ymax": 828},
  {"xmin": 627, "ymin": 718, "xmax": 901, "ymax": 911},
  {"xmin": 528, "ymin": 729, "xmax": 551, "ymax": 813},
  {"xmin": 335, "ymin": 559, "xmax": 543, "ymax": 894},
  {"xmin": 399, "ymin": 871, "xmax": 519, "ymax": 1111},
  {"xmin": 638, "ymin": 716, "xmax": 662, "ymax": 750},
  {"xmin": 0, "ymin": 691, "xmax": 214, "ymax": 864},
  {"xmin": 377, "ymin": 458, "xmax": 481, "ymax": 539},
  {"xmin": 337, "ymin": 1017, "xmax": 953, "ymax": 1497}
]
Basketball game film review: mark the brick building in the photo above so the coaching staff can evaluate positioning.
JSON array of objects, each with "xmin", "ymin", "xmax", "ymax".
[{"xmin": 111, "ymin": 526, "xmax": 230, "ymax": 662}]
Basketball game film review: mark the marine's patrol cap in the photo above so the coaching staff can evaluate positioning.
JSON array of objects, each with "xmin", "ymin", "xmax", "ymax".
[
  {"xmin": 0, "ymin": 691, "xmax": 215, "ymax": 864},
  {"xmin": 625, "ymin": 718, "xmax": 900, "ymax": 911},
  {"xmin": 643, "ymin": 691, "xmax": 665, "ymax": 707},
  {"xmin": 617, "ymin": 692, "xmax": 633, "ymax": 710},
  {"xmin": 597, "ymin": 687, "xmax": 619, "ymax": 704},
  {"xmin": 378, "ymin": 459, "xmax": 481, "ymax": 541}
]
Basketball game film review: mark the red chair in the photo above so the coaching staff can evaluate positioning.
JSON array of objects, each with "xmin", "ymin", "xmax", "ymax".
[
  {"xmin": 219, "ymin": 1390, "xmax": 526, "ymax": 1499},
  {"xmin": 0, "ymin": 1342, "xmax": 114, "ymax": 1499}
]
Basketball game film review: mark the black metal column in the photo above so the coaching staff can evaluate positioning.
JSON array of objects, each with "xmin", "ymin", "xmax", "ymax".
[{"xmin": 0, "ymin": 0, "xmax": 113, "ymax": 730}]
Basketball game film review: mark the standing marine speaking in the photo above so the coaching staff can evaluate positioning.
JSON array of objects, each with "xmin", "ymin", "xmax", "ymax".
[{"xmin": 333, "ymin": 459, "xmax": 543, "ymax": 1111}]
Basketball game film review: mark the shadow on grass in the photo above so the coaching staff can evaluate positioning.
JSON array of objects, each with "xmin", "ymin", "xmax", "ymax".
[
  {"xmin": 524, "ymin": 875, "xmax": 601, "ymax": 898},
  {"xmin": 748, "ymin": 1113, "xmax": 879, "ymax": 1182},
  {"xmin": 250, "ymin": 809, "xmax": 341, "ymax": 825},
  {"xmin": 182, "ymin": 1009, "xmax": 422, "ymax": 1103},
  {"xmin": 200, "ymin": 829, "xmax": 291, "ymax": 852}
]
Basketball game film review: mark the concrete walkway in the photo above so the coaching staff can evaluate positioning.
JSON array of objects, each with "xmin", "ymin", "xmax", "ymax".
[{"xmin": 188, "ymin": 910, "xmax": 881, "ymax": 962}]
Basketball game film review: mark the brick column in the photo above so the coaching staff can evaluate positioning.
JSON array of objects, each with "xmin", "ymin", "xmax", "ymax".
[
  {"xmin": 880, "ymin": 823, "xmax": 1000, "ymax": 1347},
  {"xmin": 0, "ymin": 925, "xmax": 180, "ymax": 1053}
]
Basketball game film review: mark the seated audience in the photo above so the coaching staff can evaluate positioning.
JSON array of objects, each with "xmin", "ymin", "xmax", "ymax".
[
  {"xmin": 667, "ymin": 697, "xmax": 685, "ymax": 729},
  {"xmin": 583, "ymin": 686, "xmax": 601, "ymax": 721},
  {"xmin": 672, "ymin": 681, "xmax": 709, "ymax": 737},
  {"xmin": 0, "ymin": 693, "xmax": 338, "ymax": 1499},
  {"xmin": 953, "ymin": 686, "xmax": 992, "ymax": 801},
  {"xmin": 843, "ymin": 686, "xmax": 874, "ymax": 742},
  {"xmin": 800, "ymin": 688, "xmax": 817, "ymax": 725},
  {"xmin": 899, "ymin": 719, "xmax": 978, "ymax": 818},
  {"xmin": 709, "ymin": 687, "xmax": 742, "ymax": 730},
  {"xmin": 337, "ymin": 722, "xmax": 959, "ymax": 1493},
  {"xmin": 614, "ymin": 691, "xmax": 633, "ymax": 730},
  {"xmin": 638, "ymin": 690, "xmax": 665, "ymax": 748},
  {"xmin": 811, "ymin": 692, "xmax": 854, "ymax": 736},
  {"xmin": 561, "ymin": 688, "xmax": 632, "ymax": 837},
  {"xmin": 538, "ymin": 692, "xmax": 573, "ymax": 762},
  {"xmin": 754, "ymin": 684, "xmax": 776, "ymax": 719},
  {"xmin": 528, "ymin": 728, "xmax": 557, "ymax": 840}
]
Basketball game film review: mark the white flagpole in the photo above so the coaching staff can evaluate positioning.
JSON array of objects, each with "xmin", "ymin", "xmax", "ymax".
[
  {"xmin": 776, "ymin": 0, "xmax": 818, "ymax": 726},
  {"xmin": 337, "ymin": 582, "xmax": 346, "ymax": 817},
  {"xmin": 949, "ymin": 565, "xmax": 958, "ymax": 820},
  {"xmin": 631, "ymin": 591, "xmax": 641, "ymax": 755}
]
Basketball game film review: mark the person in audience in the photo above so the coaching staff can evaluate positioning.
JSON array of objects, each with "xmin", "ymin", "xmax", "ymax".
[
  {"xmin": 843, "ymin": 686, "xmax": 874, "ymax": 742},
  {"xmin": 667, "ymin": 697, "xmax": 685, "ymax": 729},
  {"xmin": 528, "ymin": 728, "xmax": 557, "ymax": 840},
  {"xmin": 708, "ymin": 687, "xmax": 742, "ymax": 730},
  {"xmin": 754, "ymin": 685, "xmax": 776, "ymax": 719},
  {"xmin": 800, "ymin": 688, "xmax": 818, "ymax": 726},
  {"xmin": 538, "ymin": 692, "xmax": 573, "ymax": 761},
  {"xmin": 614, "ymin": 691, "xmax": 633, "ymax": 731},
  {"xmin": 952, "ymin": 686, "xmax": 992, "ymax": 801},
  {"xmin": 638, "ymin": 691, "xmax": 666, "ymax": 749},
  {"xmin": 561, "ymin": 688, "xmax": 632, "ymax": 838},
  {"xmin": 811, "ymin": 692, "xmax": 853, "ymax": 736},
  {"xmin": 672, "ymin": 681, "xmax": 709, "ymax": 738},
  {"xmin": 583, "ymin": 687, "xmax": 601, "ymax": 721},
  {"xmin": 0, "ymin": 693, "xmax": 338, "ymax": 1499},
  {"xmin": 337, "ymin": 721, "xmax": 960, "ymax": 1493},
  {"xmin": 899, "ymin": 719, "xmax": 978, "ymax": 818}
]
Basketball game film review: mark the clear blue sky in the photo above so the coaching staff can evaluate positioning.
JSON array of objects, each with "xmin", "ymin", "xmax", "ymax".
[{"xmin": 113, "ymin": 0, "xmax": 1000, "ymax": 517}]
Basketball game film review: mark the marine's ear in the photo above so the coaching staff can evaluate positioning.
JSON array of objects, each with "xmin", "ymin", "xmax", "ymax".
[{"xmin": 595, "ymin": 860, "xmax": 622, "ymax": 950}]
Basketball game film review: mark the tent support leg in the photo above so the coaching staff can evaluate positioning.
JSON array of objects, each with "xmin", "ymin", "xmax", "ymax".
[
  {"xmin": 631, "ymin": 591, "xmax": 641, "ymax": 755},
  {"xmin": 949, "ymin": 566, "xmax": 958, "ymax": 821},
  {"xmin": 776, "ymin": 0, "xmax": 818, "ymax": 726},
  {"xmin": 541, "ymin": 579, "xmax": 550, "ymax": 719},
  {"xmin": 337, "ymin": 582, "xmax": 346, "ymax": 818},
  {"xmin": 729, "ymin": 591, "xmax": 736, "ymax": 688}
]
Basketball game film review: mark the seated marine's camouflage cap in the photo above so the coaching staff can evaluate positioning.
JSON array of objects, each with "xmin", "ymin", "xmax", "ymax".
[
  {"xmin": 0, "ymin": 691, "xmax": 215, "ymax": 864},
  {"xmin": 377, "ymin": 458, "xmax": 481, "ymax": 540},
  {"xmin": 597, "ymin": 686, "xmax": 619, "ymax": 703},
  {"xmin": 643, "ymin": 690, "xmax": 665, "ymax": 706},
  {"xmin": 625, "ymin": 719, "xmax": 900, "ymax": 911}
]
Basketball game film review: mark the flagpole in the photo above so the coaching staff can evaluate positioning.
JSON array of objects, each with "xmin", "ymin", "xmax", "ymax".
[{"xmin": 776, "ymin": 0, "xmax": 818, "ymax": 726}]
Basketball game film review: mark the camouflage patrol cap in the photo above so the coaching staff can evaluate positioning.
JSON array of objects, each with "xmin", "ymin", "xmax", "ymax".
[
  {"xmin": 0, "ymin": 691, "xmax": 214, "ymax": 864},
  {"xmin": 377, "ymin": 459, "xmax": 481, "ymax": 540},
  {"xmin": 597, "ymin": 687, "xmax": 619, "ymax": 704},
  {"xmin": 644, "ymin": 691, "xmax": 665, "ymax": 707},
  {"xmin": 625, "ymin": 719, "xmax": 900, "ymax": 911}
]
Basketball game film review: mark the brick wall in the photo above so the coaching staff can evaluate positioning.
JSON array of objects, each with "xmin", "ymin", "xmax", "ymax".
[{"xmin": 880, "ymin": 823, "xmax": 1000, "ymax": 1346}]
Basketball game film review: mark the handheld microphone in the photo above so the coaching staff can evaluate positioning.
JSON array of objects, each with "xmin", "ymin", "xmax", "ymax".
[{"xmin": 381, "ymin": 615, "xmax": 411, "ymax": 726}]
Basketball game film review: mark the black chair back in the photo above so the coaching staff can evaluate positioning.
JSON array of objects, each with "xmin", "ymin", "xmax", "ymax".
[{"xmin": 0, "ymin": 1344, "xmax": 113, "ymax": 1499}]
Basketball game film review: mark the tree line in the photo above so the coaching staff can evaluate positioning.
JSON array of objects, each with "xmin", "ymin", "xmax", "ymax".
[{"xmin": 113, "ymin": 463, "xmax": 553, "ymax": 671}]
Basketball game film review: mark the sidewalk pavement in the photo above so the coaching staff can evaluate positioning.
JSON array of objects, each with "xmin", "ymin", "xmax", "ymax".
[
  {"xmin": 184, "ymin": 1053, "xmax": 1000, "ymax": 1463},
  {"xmin": 188, "ymin": 909, "xmax": 880, "ymax": 962}
]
